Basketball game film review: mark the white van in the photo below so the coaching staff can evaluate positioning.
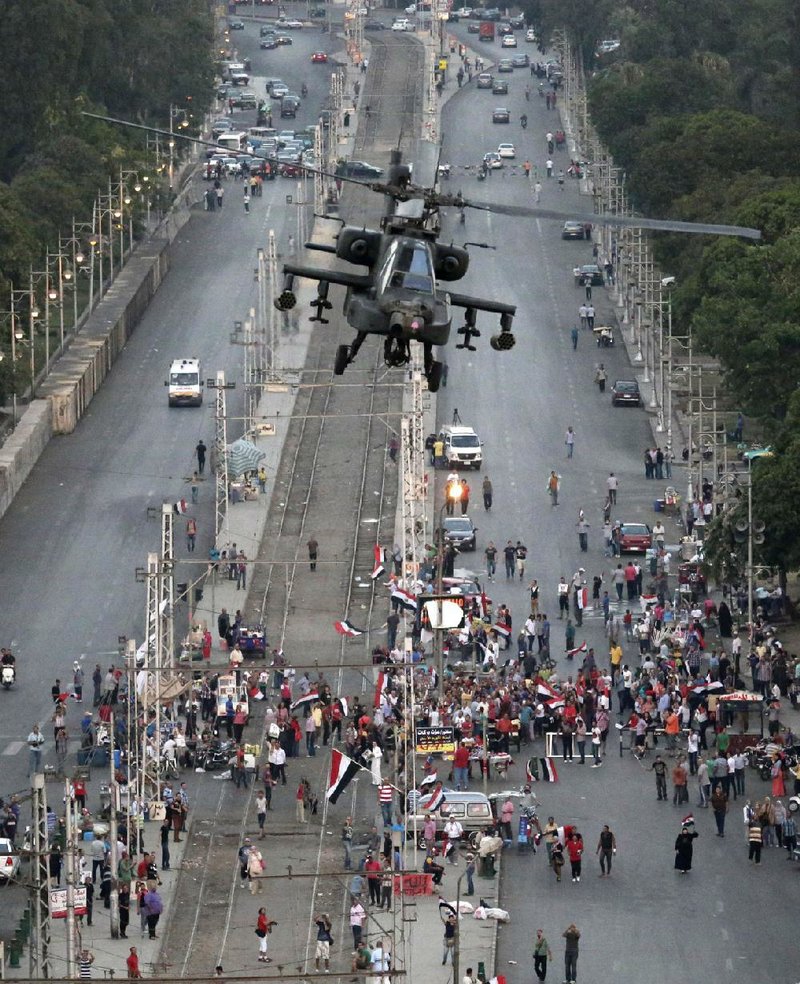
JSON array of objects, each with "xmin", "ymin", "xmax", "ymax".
[
  {"xmin": 392, "ymin": 17, "xmax": 411, "ymax": 30},
  {"xmin": 440, "ymin": 424, "xmax": 483, "ymax": 469},
  {"xmin": 166, "ymin": 359, "xmax": 203, "ymax": 407}
]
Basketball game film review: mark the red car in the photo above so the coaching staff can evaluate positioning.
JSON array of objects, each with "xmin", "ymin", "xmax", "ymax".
[
  {"xmin": 311, "ymin": 51, "xmax": 328, "ymax": 62},
  {"xmin": 618, "ymin": 523, "xmax": 652, "ymax": 553}
]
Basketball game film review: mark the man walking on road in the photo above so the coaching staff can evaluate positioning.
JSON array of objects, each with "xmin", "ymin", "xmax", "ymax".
[
  {"xmin": 533, "ymin": 929, "xmax": 552, "ymax": 981},
  {"xmin": 596, "ymin": 824, "xmax": 616, "ymax": 876},
  {"xmin": 606, "ymin": 472, "xmax": 618, "ymax": 504},
  {"xmin": 195, "ymin": 440, "xmax": 207, "ymax": 475},
  {"xmin": 307, "ymin": 537, "xmax": 318, "ymax": 571}
]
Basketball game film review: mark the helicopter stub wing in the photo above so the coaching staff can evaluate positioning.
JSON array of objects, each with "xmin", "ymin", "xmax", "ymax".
[
  {"xmin": 448, "ymin": 292, "xmax": 517, "ymax": 318},
  {"xmin": 282, "ymin": 263, "xmax": 373, "ymax": 291}
]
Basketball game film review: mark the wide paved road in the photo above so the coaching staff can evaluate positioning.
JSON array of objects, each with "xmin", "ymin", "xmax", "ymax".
[
  {"xmin": 438, "ymin": 26, "xmax": 799, "ymax": 984},
  {"xmin": 0, "ymin": 21, "xmax": 338, "ymax": 793}
]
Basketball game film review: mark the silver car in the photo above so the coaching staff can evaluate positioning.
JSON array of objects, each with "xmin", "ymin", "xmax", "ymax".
[{"xmin": 0, "ymin": 838, "xmax": 21, "ymax": 883}]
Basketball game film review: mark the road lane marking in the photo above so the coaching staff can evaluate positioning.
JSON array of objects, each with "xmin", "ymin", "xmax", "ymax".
[{"xmin": 2, "ymin": 741, "xmax": 24, "ymax": 756}]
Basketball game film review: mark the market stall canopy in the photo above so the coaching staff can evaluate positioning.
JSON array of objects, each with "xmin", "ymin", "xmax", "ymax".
[{"xmin": 226, "ymin": 437, "xmax": 266, "ymax": 478}]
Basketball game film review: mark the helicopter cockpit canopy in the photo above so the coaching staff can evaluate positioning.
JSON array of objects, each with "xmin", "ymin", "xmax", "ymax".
[{"xmin": 380, "ymin": 237, "xmax": 435, "ymax": 295}]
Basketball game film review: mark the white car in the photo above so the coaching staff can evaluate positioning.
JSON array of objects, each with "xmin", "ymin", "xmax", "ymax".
[
  {"xmin": 497, "ymin": 143, "xmax": 516, "ymax": 159},
  {"xmin": 483, "ymin": 152, "xmax": 503, "ymax": 169},
  {"xmin": 501, "ymin": 34, "xmax": 517, "ymax": 47},
  {"xmin": 405, "ymin": 3, "xmax": 417, "ymax": 11},
  {"xmin": 454, "ymin": 6, "xmax": 473, "ymax": 15},
  {"xmin": 525, "ymin": 28, "xmax": 537, "ymax": 42},
  {"xmin": 0, "ymin": 838, "xmax": 21, "ymax": 883},
  {"xmin": 280, "ymin": 17, "xmax": 304, "ymax": 28},
  {"xmin": 392, "ymin": 18, "xmax": 410, "ymax": 30}
]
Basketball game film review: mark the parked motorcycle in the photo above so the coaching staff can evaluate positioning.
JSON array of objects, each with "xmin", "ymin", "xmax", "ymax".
[{"xmin": 195, "ymin": 739, "xmax": 234, "ymax": 771}]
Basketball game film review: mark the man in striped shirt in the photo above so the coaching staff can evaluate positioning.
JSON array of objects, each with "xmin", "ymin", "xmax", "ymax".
[{"xmin": 378, "ymin": 780, "xmax": 394, "ymax": 826}]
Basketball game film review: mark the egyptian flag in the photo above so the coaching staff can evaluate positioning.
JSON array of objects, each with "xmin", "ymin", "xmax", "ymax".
[
  {"xmin": 539, "ymin": 757, "xmax": 558, "ymax": 783},
  {"xmin": 338, "ymin": 697, "xmax": 349, "ymax": 719},
  {"xmin": 290, "ymin": 689, "xmax": 319, "ymax": 712},
  {"xmin": 420, "ymin": 783, "xmax": 446, "ymax": 812},
  {"xmin": 173, "ymin": 498, "xmax": 189, "ymax": 515},
  {"xmin": 326, "ymin": 748, "xmax": 361, "ymax": 804},
  {"xmin": 525, "ymin": 758, "xmax": 539, "ymax": 782},
  {"xmin": 391, "ymin": 586, "xmax": 418, "ymax": 613},
  {"xmin": 545, "ymin": 696, "xmax": 565, "ymax": 711},
  {"xmin": 334, "ymin": 619, "xmax": 364, "ymax": 637},
  {"xmin": 371, "ymin": 545, "xmax": 387, "ymax": 581},
  {"xmin": 575, "ymin": 586, "xmax": 587, "ymax": 610},
  {"xmin": 492, "ymin": 621, "xmax": 511, "ymax": 640},
  {"xmin": 420, "ymin": 771, "xmax": 439, "ymax": 789},
  {"xmin": 537, "ymin": 682, "xmax": 561, "ymax": 700},
  {"xmin": 681, "ymin": 814, "xmax": 695, "ymax": 828},
  {"xmin": 566, "ymin": 641, "xmax": 588, "ymax": 658}
]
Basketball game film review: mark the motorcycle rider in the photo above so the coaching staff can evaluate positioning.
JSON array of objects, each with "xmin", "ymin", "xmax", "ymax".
[{"xmin": 520, "ymin": 114, "xmax": 528, "ymax": 128}]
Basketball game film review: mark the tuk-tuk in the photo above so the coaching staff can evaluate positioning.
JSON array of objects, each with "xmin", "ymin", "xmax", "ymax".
[
  {"xmin": 238, "ymin": 625, "xmax": 267, "ymax": 659},
  {"xmin": 593, "ymin": 325, "xmax": 614, "ymax": 347}
]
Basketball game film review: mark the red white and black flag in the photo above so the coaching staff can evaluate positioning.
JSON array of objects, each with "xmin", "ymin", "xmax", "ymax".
[
  {"xmin": 290, "ymin": 689, "xmax": 319, "ymax": 712},
  {"xmin": 420, "ymin": 782, "xmax": 446, "ymax": 812},
  {"xmin": 371, "ymin": 545, "xmax": 387, "ymax": 581},
  {"xmin": 334, "ymin": 619, "xmax": 364, "ymax": 637},
  {"xmin": 492, "ymin": 621, "xmax": 511, "ymax": 640},
  {"xmin": 173, "ymin": 499, "xmax": 189, "ymax": 515},
  {"xmin": 566, "ymin": 641, "xmax": 588, "ymax": 658},
  {"xmin": 326, "ymin": 748, "xmax": 361, "ymax": 804},
  {"xmin": 391, "ymin": 586, "xmax": 418, "ymax": 613}
]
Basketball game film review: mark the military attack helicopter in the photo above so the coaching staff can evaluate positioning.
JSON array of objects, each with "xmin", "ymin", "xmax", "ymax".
[{"xmin": 274, "ymin": 149, "xmax": 761, "ymax": 393}]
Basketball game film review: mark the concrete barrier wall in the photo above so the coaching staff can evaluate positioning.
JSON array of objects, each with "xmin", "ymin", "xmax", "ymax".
[{"xmin": 0, "ymin": 233, "xmax": 175, "ymax": 521}]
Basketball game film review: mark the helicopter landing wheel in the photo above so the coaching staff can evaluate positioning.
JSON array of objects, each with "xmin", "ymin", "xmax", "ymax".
[
  {"xmin": 427, "ymin": 360, "xmax": 443, "ymax": 393},
  {"xmin": 334, "ymin": 344, "xmax": 350, "ymax": 376}
]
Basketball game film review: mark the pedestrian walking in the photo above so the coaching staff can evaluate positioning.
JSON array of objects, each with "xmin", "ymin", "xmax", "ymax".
[
  {"xmin": 551, "ymin": 840, "xmax": 565, "ymax": 882},
  {"xmin": 595, "ymin": 364, "xmax": 607, "ymax": 392},
  {"xmin": 711, "ymin": 784, "xmax": 728, "ymax": 836},
  {"xmin": 256, "ymin": 792, "xmax": 267, "ymax": 838},
  {"xmin": 545, "ymin": 159, "xmax": 553, "ymax": 177},
  {"xmin": 350, "ymin": 898, "xmax": 366, "ymax": 947},
  {"xmin": 674, "ymin": 824, "xmax": 698, "ymax": 872},
  {"xmin": 482, "ymin": 475, "xmax": 493, "ymax": 510},
  {"xmin": 565, "ymin": 426, "xmax": 575, "ymax": 458},
  {"xmin": 586, "ymin": 304, "xmax": 595, "ymax": 330},
  {"xmin": 186, "ymin": 517, "xmax": 197, "ymax": 552},
  {"xmin": 243, "ymin": 190, "xmax": 250, "ymax": 212},
  {"xmin": 195, "ymin": 440, "xmax": 207, "ymax": 475},
  {"xmin": 314, "ymin": 913, "xmax": 332, "ymax": 971},
  {"xmin": 142, "ymin": 885, "xmax": 163, "ymax": 938},
  {"xmin": 571, "ymin": 325, "xmax": 578, "ymax": 350},
  {"xmin": 256, "ymin": 907, "xmax": 277, "ymax": 962},
  {"xmin": 566, "ymin": 830, "xmax": 583, "ymax": 881},
  {"xmin": 307, "ymin": 537, "xmax": 318, "ymax": 571},
  {"xmin": 442, "ymin": 913, "xmax": 456, "ymax": 964},
  {"xmin": 651, "ymin": 755, "xmax": 668, "ymax": 801},
  {"xmin": 533, "ymin": 180, "xmax": 542, "ymax": 202},
  {"xmin": 748, "ymin": 822, "xmax": 762, "ymax": 863},
  {"xmin": 342, "ymin": 816, "xmax": 354, "ymax": 869},
  {"xmin": 596, "ymin": 825, "xmax": 616, "ymax": 876},
  {"xmin": 216, "ymin": 185, "xmax": 224, "ymax": 209},
  {"xmin": 562, "ymin": 924, "xmax": 580, "ymax": 984},
  {"xmin": 547, "ymin": 470, "xmax": 559, "ymax": 506},
  {"xmin": 533, "ymin": 929, "xmax": 552, "ymax": 981}
]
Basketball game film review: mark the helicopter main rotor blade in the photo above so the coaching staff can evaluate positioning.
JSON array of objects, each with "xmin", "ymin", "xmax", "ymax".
[{"xmin": 455, "ymin": 198, "xmax": 762, "ymax": 241}]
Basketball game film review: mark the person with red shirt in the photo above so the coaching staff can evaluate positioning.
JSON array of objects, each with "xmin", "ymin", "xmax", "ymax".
[
  {"xmin": 453, "ymin": 743, "xmax": 471, "ymax": 790},
  {"xmin": 126, "ymin": 946, "xmax": 142, "ymax": 979},
  {"xmin": 566, "ymin": 830, "xmax": 584, "ymax": 882},
  {"xmin": 365, "ymin": 853, "xmax": 382, "ymax": 905}
]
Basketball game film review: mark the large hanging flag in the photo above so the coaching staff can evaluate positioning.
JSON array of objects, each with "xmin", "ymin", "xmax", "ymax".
[
  {"xmin": 326, "ymin": 748, "xmax": 361, "ymax": 803},
  {"xmin": 334, "ymin": 619, "xmax": 364, "ymax": 637},
  {"xmin": 374, "ymin": 671, "xmax": 387, "ymax": 709},
  {"xmin": 391, "ymin": 586, "xmax": 418, "ymax": 613},
  {"xmin": 371, "ymin": 545, "xmax": 386, "ymax": 581}
]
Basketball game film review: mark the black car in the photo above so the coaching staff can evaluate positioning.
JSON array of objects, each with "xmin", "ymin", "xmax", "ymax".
[
  {"xmin": 275, "ymin": 33, "xmax": 293, "ymax": 44},
  {"xmin": 280, "ymin": 98, "xmax": 300, "ymax": 118},
  {"xmin": 336, "ymin": 160, "xmax": 384, "ymax": 179},
  {"xmin": 511, "ymin": 53, "xmax": 530, "ymax": 67},
  {"xmin": 611, "ymin": 380, "xmax": 642, "ymax": 407},
  {"xmin": 260, "ymin": 36, "xmax": 278, "ymax": 49},
  {"xmin": 364, "ymin": 19, "xmax": 386, "ymax": 29},
  {"xmin": 467, "ymin": 22, "xmax": 480, "ymax": 32},
  {"xmin": 442, "ymin": 516, "xmax": 478, "ymax": 551},
  {"xmin": 228, "ymin": 19, "xmax": 245, "ymax": 29},
  {"xmin": 259, "ymin": 24, "xmax": 274, "ymax": 36},
  {"xmin": 492, "ymin": 79, "xmax": 508, "ymax": 94},
  {"xmin": 492, "ymin": 107, "xmax": 510, "ymax": 123}
]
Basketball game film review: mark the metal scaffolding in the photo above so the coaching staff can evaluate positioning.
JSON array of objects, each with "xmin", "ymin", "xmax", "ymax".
[
  {"xmin": 29, "ymin": 775, "xmax": 52, "ymax": 980},
  {"xmin": 313, "ymin": 124, "xmax": 325, "ymax": 214},
  {"xmin": 400, "ymin": 360, "xmax": 428, "ymax": 578},
  {"xmin": 213, "ymin": 370, "xmax": 230, "ymax": 538}
]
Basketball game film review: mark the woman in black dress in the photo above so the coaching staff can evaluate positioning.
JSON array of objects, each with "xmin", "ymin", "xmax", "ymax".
[{"xmin": 674, "ymin": 825, "xmax": 698, "ymax": 873}]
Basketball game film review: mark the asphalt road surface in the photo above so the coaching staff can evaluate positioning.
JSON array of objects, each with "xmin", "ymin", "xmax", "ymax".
[
  {"xmin": 0, "ymin": 23, "xmax": 339, "ymax": 795},
  {"xmin": 439, "ymin": 28, "xmax": 800, "ymax": 984}
]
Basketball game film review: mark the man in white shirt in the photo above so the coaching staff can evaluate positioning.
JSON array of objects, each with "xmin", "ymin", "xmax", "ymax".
[
  {"xmin": 443, "ymin": 818, "xmax": 463, "ymax": 864},
  {"xmin": 370, "ymin": 939, "xmax": 391, "ymax": 984}
]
